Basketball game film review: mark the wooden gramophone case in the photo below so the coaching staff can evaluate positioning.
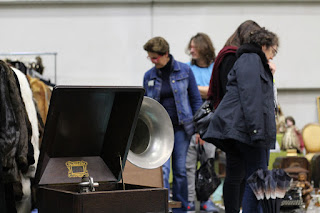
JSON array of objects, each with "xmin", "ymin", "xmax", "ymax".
[{"xmin": 35, "ymin": 86, "xmax": 168, "ymax": 213}]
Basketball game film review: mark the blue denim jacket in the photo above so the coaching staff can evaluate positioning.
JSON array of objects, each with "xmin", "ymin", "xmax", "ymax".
[{"xmin": 143, "ymin": 55, "xmax": 202, "ymax": 136}]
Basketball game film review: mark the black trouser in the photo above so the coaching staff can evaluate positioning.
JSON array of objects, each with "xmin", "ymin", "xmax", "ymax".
[
  {"xmin": 223, "ymin": 140, "xmax": 269, "ymax": 213},
  {"xmin": 223, "ymin": 140, "xmax": 246, "ymax": 213}
]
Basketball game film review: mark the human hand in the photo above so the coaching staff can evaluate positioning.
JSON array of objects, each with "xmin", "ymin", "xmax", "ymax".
[
  {"xmin": 195, "ymin": 133, "xmax": 205, "ymax": 146},
  {"xmin": 268, "ymin": 61, "xmax": 276, "ymax": 75}
]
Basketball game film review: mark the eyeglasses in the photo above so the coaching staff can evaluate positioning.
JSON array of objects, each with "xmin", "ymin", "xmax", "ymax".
[
  {"xmin": 271, "ymin": 46, "xmax": 278, "ymax": 57},
  {"xmin": 147, "ymin": 55, "xmax": 162, "ymax": 63}
]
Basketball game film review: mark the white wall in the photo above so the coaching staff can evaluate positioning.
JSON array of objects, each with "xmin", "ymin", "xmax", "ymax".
[
  {"xmin": 0, "ymin": 1, "xmax": 319, "ymax": 129},
  {"xmin": 0, "ymin": 3, "xmax": 152, "ymax": 85},
  {"xmin": 278, "ymin": 89, "xmax": 320, "ymax": 130}
]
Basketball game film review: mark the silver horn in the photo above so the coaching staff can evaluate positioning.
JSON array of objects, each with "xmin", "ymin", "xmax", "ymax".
[{"xmin": 127, "ymin": 97, "xmax": 174, "ymax": 169}]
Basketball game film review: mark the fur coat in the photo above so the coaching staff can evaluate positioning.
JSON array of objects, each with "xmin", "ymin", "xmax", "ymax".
[
  {"xmin": 12, "ymin": 67, "xmax": 39, "ymax": 178},
  {"xmin": 0, "ymin": 61, "xmax": 20, "ymax": 182},
  {"xmin": 27, "ymin": 75, "xmax": 52, "ymax": 125}
]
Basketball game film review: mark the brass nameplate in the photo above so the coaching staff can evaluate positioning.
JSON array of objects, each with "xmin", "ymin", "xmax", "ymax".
[{"xmin": 66, "ymin": 160, "xmax": 89, "ymax": 178}]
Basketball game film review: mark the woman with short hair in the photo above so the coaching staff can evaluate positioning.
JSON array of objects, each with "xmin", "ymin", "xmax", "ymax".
[{"xmin": 143, "ymin": 36, "xmax": 202, "ymax": 213}]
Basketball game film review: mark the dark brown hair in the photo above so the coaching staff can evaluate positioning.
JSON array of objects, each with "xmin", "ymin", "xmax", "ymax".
[
  {"xmin": 224, "ymin": 20, "xmax": 261, "ymax": 47},
  {"xmin": 143, "ymin": 37, "xmax": 169, "ymax": 55},
  {"xmin": 186, "ymin": 32, "xmax": 216, "ymax": 66},
  {"xmin": 248, "ymin": 27, "xmax": 279, "ymax": 48}
]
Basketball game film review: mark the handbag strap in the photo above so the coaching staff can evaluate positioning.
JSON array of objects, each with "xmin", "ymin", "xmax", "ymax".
[{"xmin": 197, "ymin": 144, "xmax": 207, "ymax": 165}]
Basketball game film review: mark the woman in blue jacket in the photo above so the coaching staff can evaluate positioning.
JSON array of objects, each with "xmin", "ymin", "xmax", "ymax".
[
  {"xmin": 143, "ymin": 37, "xmax": 202, "ymax": 213},
  {"xmin": 203, "ymin": 28, "xmax": 279, "ymax": 212}
]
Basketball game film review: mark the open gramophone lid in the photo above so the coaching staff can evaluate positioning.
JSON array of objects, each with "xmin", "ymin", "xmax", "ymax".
[{"xmin": 35, "ymin": 86, "xmax": 145, "ymax": 185}]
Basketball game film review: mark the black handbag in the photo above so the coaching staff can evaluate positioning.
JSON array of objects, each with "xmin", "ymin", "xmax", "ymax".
[
  {"xmin": 195, "ymin": 145, "xmax": 221, "ymax": 202},
  {"xmin": 193, "ymin": 100, "xmax": 215, "ymax": 137}
]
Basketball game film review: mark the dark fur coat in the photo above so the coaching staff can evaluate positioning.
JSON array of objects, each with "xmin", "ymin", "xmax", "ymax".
[{"xmin": 0, "ymin": 61, "xmax": 29, "ymax": 182}]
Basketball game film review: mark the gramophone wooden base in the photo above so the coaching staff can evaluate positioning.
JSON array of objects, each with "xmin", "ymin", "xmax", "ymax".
[{"xmin": 38, "ymin": 183, "xmax": 168, "ymax": 213}]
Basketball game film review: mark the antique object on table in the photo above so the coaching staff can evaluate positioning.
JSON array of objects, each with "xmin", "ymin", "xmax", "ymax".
[
  {"xmin": 283, "ymin": 166, "xmax": 309, "ymax": 182},
  {"xmin": 247, "ymin": 169, "xmax": 292, "ymax": 213},
  {"xmin": 123, "ymin": 95, "xmax": 174, "ymax": 187},
  {"xmin": 123, "ymin": 161, "xmax": 182, "ymax": 209},
  {"xmin": 302, "ymin": 123, "xmax": 320, "ymax": 188},
  {"xmin": 276, "ymin": 105, "xmax": 286, "ymax": 134},
  {"xmin": 295, "ymin": 172, "xmax": 313, "ymax": 209},
  {"xmin": 315, "ymin": 190, "xmax": 320, "ymax": 207},
  {"xmin": 273, "ymin": 156, "xmax": 310, "ymax": 181},
  {"xmin": 286, "ymin": 149, "xmax": 298, "ymax": 156},
  {"xmin": 78, "ymin": 176, "xmax": 99, "ymax": 193},
  {"xmin": 123, "ymin": 161, "xmax": 163, "ymax": 188},
  {"xmin": 281, "ymin": 128, "xmax": 301, "ymax": 153},
  {"xmin": 127, "ymin": 96, "xmax": 174, "ymax": 169},
  {"xmin": 281, "ymin": 186, "xmax": 304, "ymax": 210},
  {"xmin": 35, "ymin": 86, "xmax": 173, "ymax": 213},
  {"xmin": 311, "ymin": 153, "xmax": 320, "ymax": 188},
  {"xmin": 317, "ymin": 96, "xmax": 320, "ymax": 123},
  {"xmin": 302, "ymin": 123, "xmax": 320, "ymax": 162}
]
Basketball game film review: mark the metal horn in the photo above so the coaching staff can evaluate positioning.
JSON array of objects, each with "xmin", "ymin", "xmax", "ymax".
[{"xmin": 127, "ymin": 97, "xmax": 174, "ymax": 169}]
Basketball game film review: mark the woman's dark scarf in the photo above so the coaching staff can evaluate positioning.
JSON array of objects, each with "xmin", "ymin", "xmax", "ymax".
[
  {"xmin": 236, "ymin": 43, "xmax": 272, "ymax": 75},
  {"xmin": 207, "ymin": 46, "xmax": 238, "ymax": 109}
]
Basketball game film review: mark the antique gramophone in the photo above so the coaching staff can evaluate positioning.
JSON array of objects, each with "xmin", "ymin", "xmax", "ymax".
[{"xmin": 35, "ymin": 86, "xmax": 174, "ymax": 213}]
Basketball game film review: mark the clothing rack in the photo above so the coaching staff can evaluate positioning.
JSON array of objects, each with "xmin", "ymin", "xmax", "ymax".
[{"xmin": 0, "ymin": 52, "xmax": 57, "ymax": 84}]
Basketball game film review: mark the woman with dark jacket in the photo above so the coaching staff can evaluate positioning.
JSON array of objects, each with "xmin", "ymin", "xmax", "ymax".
[
  {"xmin": 204, "ymin": 28, "xmax": 279, "ymax": 212},
  {"xmin": 207, "ymin": 20, "xmax": 261, "ymax": 213}
]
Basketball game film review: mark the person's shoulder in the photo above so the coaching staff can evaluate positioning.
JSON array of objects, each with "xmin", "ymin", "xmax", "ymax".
[
  {"xmin": 177, "ymin": 60, "xmax": 189, "ymax": 67},
  {"xmin": 234, "ymin": 53, "xmax": 261, "ymax": 72},
  {"xmin": 148, "ymin": 64, "xmax": 158, "ymax": 72},
  {"xmin": 175, "ymin": 60, "xmax": 191, "ymax": 71},
  {"xmin": 237, "ymin": 53, "xmax": 260, "ymax": 65},
  {"xmin": 208, "ymin": 62, "xmax": 214, "ymax": 69},
  {"xmin": 221, "ymin": 54, "xmax": 237, "ymax": 66},
  {"xmin": 224, "ymin": 53, "xmax": 237, "ymax": 61},
  {"xmin": 144, "ymin": 67, "xmax": 155, "ymax": 77},
  {"xmin": 240, "ymin": 52, "xmax": 260, "ymax": 59},
  {"xmin": 184, "ymin": 61, "xmax": 195, "ymax": 70}
]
